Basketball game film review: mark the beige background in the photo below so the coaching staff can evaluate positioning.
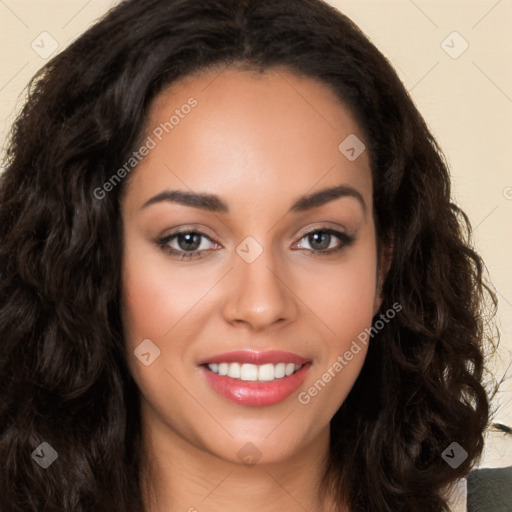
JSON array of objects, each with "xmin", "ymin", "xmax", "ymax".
[{"xmin": 1, "ymin": 0, "xmax": 511, "ymax": 478}]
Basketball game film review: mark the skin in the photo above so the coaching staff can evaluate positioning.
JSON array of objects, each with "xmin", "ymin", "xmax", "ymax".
[{"xmin": 120, "ymin": 66, "xmax": 387, "ymax": 512}]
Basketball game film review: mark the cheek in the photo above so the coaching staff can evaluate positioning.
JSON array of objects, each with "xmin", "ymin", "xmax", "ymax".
[
  {"xmin": 297, "ymin": 244, "xmax": 378, "ymax": 344},
  {"xmin": 120, "ymin": 244, "xmax": 209, "ymax": 420},
  {"xmin": 122, "ymin": 261, "xmax": 171, "ymax": 349},
  {"xmin": 121, "ymin": 241, "xmax": 215, "ymax": 348},
  {"xmin": 294, "ymin": 249, "xmax": 377, "ymax": 424}
]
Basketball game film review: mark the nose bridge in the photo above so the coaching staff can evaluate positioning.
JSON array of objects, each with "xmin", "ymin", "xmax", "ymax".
[{"xmin": 223, "ymin": 236, "xmax": 296, "ymax": 329}]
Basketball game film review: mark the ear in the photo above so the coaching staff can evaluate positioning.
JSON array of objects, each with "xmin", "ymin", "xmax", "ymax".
[{"xmin": 373, "ymin": 242, "xmax": 393, "ymax": 315}]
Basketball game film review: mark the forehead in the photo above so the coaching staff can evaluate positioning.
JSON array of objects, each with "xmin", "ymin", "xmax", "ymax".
[{"xmin": 124, "ymin": 67, "xmax": 372, "ymax": 213}]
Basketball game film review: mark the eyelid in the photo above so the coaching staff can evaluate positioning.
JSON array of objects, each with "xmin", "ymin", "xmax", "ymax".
[
  {"xmin": 294, "ymin": 222, "xmax": 347, "ymax": 239},
  {"xmin": 293, "ymin": 227, "xmax": 355, "ymax": 251},
  {"xmin": 158, "ymin": 229, "xmax": 220, "ymax": 249},
  {"xmin": 157, "ymin": 224, "xmax": 220, "ymax": 243},
  {"xmin": 156, "ymin": 230, "xmax": 221, "ymax": 261},
  {"xmin": 157, "ymin": 224, "xmax": 355, "ymax": 262}
]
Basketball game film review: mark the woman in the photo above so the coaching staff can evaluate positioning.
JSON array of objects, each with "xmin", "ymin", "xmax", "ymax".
[{"xmin": 0, "ymin": 0, "xmax": 497, "ymax": 510}]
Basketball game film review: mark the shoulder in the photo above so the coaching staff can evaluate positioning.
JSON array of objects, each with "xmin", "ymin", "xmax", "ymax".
[{"xmin": 467, "ymin": 466, "xmax": 512, "ymax": 511}]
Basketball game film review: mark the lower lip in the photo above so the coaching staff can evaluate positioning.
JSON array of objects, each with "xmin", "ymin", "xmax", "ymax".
[{"xmin": 200, "ymin": 364, "xmax": 311, "ymax": 407}]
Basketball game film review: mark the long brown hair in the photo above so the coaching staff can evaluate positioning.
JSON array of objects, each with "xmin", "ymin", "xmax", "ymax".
[{"xmin": 0, "ymin": 0, "xmax": 497, "ymax": 510}]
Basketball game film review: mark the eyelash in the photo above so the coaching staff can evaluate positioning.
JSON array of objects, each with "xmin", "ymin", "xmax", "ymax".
[{"xmin": 157, "ymin": 228, "xmax": 356, "ymax": 261}]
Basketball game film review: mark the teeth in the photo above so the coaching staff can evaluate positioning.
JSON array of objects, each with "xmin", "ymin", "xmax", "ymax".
[
  {"xmin": 274, "ymin": 362, "xmax": 286, "ymax": 379},
  {"xmin": 258, "ymin": 363, "xmax": 274, "ymax": 381},
  {"xmin": 241, "ymin": 363, "xmax": 258, "ymax": 381},
  {"xmin": 285, "ymin": 363, "xmax": 296, "ymax": 376},
  {"xmin": 227, "ymin": 362, "xmax": 241, "ymax": 379},
  {"xmin": 207, "ymin": 362, "xmax": 302, "ymax": 381}
]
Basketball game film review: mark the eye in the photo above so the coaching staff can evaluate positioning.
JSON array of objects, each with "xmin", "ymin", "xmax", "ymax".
[
  {"xmin": 157, "ymin": 231, "xmax": 220, "ymax": 260},
  {"xmin": 157, "ymin": 227, "xmax": 355, "ymax": 261},
  {"xmin": 294, "ymin": 228, "xmax": 355, "ymax": 255}
]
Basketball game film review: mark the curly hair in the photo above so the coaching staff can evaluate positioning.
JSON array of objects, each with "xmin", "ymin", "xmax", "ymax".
[{"xmin": 0, "ymin": 0, "xmax": 497, "ymax": 510}]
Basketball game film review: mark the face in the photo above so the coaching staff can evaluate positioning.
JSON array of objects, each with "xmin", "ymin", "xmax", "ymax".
[{"xmin": 121, "ymin": 67, "xmax": 383, "ymax": 466}]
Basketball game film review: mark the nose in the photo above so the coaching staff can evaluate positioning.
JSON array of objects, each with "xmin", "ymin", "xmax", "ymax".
[{"xmin": 222, "ymin": 246, "xmax": 298, "ymax": 332}]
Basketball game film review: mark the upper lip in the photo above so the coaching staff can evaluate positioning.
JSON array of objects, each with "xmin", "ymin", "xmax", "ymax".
[{"xmin": 198, "ymin": 350, "xmax": 310, "ymax": 366}]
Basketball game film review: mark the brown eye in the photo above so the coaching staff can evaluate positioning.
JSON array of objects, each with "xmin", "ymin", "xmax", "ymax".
[
  {"xmin": 307, "ymin": 231, "xmax": 332, "ymax": 251},
  {"xmin": 294, "ymin": 228, "xmax": 355, "ymax": 256},
  {"xmin": 175, "ymin": 232, "xmax": 202, "ymax": 251},
  {"xmin": 157, "ymin": 230, "xmax": 220, "ymax": 260}
]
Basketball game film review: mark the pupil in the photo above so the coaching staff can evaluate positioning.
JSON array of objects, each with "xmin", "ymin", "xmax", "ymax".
[
  {"xmin": 310, "ymin": 231, "xmax": 330, "ymax": 250},
  {"xmin": 178, "ymin": 233, "xmax": 201, "ymax": 251}
]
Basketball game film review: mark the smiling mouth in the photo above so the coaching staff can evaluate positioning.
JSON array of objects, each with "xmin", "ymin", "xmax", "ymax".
[
  {"xmin": 204, "ymin": 362, "xmax": 304, "ymax": 382},
  {"xmin": 198, "ymin": 349, "xmax": 311, "ymax": 406}
]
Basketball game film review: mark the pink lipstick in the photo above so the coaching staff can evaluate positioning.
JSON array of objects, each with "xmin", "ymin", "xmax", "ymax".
[{"xmin": 199, "ymin": 350, "xmax": 311, "ymax": 407}]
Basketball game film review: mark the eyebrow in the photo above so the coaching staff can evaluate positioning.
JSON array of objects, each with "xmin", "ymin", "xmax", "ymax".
[{"xmin": 140, "ymin": 184, "xmax": 366, "ymax": 214}]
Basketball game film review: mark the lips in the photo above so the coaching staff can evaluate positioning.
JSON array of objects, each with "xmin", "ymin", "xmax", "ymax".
[
  {"xmin": 198, "ymin": 350, "xmax": 309, "ymax": 366},
  {"xmin": 198, "ymin": 350, "xmax": 311, "ymax": 407}
]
